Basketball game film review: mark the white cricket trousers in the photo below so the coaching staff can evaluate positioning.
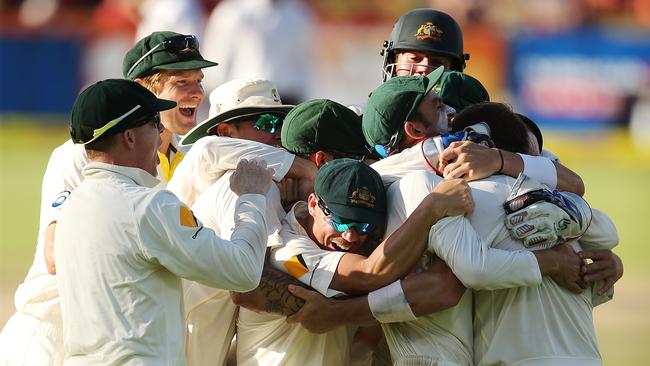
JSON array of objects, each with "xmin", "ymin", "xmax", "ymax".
[{"xmin": 0, "ymin": 311, "xmax": 63, "ymax": 366}]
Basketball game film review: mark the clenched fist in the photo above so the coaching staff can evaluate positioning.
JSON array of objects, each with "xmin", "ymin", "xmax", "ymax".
[{"xmin": 230, "ymin": 159, "xmax": 274, "ymax": 196}]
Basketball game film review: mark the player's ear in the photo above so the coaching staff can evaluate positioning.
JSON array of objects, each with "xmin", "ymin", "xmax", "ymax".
[
  {"xmin": 404, "ymin": 121, "xmax": 425, "ymax": 139},
  {"xmin": 312, "ymin": 151, "xmax": 331, "ymax": 169},
  {"xmin": 306, "ymin": 193, "xmax": 319, "ymax": 216},
  {"xmin": 120, "ymin": 129, "xmax": 137, "ymax": 149}
]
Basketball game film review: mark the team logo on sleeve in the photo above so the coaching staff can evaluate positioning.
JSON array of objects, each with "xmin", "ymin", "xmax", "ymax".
[
  {"xmin": 52, "ymin": 191, "xmax": 71, "ymax": 208},
  {"xmin": 179, "ymin": 205, "xmax": 198, "ymax": 227},
  {"xmin": 179, "ymin": 205, "xmax": 204, "ymax": 239},
  {"xmin": 284, "ymin": 255, "xmax": 308, "ymax": 279}
]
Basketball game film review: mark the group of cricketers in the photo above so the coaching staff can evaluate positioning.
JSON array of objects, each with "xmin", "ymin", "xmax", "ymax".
[{"xmin": 0, "ymin": 7, "xmax": 624, "ymax": 366}]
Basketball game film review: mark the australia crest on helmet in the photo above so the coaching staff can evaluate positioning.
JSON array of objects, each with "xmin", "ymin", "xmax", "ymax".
[{"xmin": 415, "ymin": 22, "xmax": 443, "ymax": 41}]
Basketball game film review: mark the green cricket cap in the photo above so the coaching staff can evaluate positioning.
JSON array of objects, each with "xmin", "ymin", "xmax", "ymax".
[
  {"xmin": 281, "ymin": 99, "xmax": 367, "ymax": 155},
  {"xmin": 70, "ymin": 79, "xmax": 176, "ymax": 144},
  {"xmin": 362, "ymin": 66, "xmax": 444, "ymax": 147},
  {"xmin": 123, "ymin": 31, "xmax": 218, "ymax": 80},
  {"xmin": 434, "ymin": 71, "xmax": 489, "ymax": 113},
  {"xmin": 315, "ymin": 159, "xmax": 386, "ymax": 226}
]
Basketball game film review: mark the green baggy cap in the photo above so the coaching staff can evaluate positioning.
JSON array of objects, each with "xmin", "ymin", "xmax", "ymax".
[
  {"xmin": 70, "ymin": 79, "xmax": 176, "ymax": 144},
  {"xmin": 362, "ymin": 66, "xmax": 444, "ymax": 147},
  {"xmin": 123, "ymin": 31, "xmax": 218, "ymax": 80},
  {"xmin": 281, "ymin": 99, "xmax": 367, "ymax": 156},
  {"xmin": 435, "ymin": 71, "xmax": 489, "ymax": 113},
  {"xmin": 315, "ymin": 159, "xmax": 386, "ymax": 226}
]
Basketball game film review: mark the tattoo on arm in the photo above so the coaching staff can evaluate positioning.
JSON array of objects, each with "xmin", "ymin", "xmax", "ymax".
[{"xmin": 258, "ymin": 264, "xmax": 307, "ymax": 316}]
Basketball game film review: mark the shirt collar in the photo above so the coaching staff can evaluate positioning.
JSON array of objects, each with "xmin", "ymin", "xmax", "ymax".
[{"xmin": 83, "ymin": 162, "xmax": 161, "ymax": 188}]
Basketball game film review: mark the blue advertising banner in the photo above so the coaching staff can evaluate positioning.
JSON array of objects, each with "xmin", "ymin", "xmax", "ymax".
[
  {"xmin": 0, "ymin": 36, "xmax": 82, "ymax": 116},
  {"xmin": 509, "ymin": 28, "xmax": 650, "ymax": 129}
]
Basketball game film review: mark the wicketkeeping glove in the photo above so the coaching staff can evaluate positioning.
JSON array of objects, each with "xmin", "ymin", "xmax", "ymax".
[{"xmin": 504, "ymin": 174, "xmax": 592, "ymax": 248}]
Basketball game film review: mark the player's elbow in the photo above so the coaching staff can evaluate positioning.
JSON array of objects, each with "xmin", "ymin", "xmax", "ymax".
[
  {"xmin": 570, "ymin": 176, "xmax": 585, "ymax": 197},
  {"xmin": 238, "ymin": 264, "xmax": 264, "ymax": 292},
  {"xmin": 230, "ymin": 289, "xmax": 258, "ymax": 309},
  {"xmin": 44, "ymin": 221, "xmax": 57, "ymax": 275},
  {"xmin": 412, "ymin": 277, "xmax": 465, "ymax": 316},
  {"xmin": 232, "ymin": 249, "xmax": 264, "ymax": 292},
  {"xmin": 45, "ymin": 257, "xmax": 56, "ymax": 275},
  {"xmin": 455, "ymin": 266, "xmax": 491, "ymax": 289}
]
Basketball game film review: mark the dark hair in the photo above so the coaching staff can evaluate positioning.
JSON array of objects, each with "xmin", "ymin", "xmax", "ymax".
[
  {"xmin": 451, "ymin": 102, "xmax": 531, "ymax": 154},
  {"xmin": 516, "ymin": 113, "xmax": 543, "ymax": 151}
]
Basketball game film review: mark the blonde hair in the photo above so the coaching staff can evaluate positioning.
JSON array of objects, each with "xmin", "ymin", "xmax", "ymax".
[{"xmin": 136, "ymin": 70, "xmax": 171, "ymax": 95}]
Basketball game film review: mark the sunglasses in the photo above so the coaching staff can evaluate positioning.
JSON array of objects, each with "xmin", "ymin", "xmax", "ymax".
[
  {"xmin": 317, "ymin": 196, "xmax": 374, "ymax": 235},
  {"xmin": 374, "ymin": 128, "xmax": 403, "ymax": 159},
  {"xmin": 130, "ymin": 113, "xmax": 163, "ymax": 132},
  {"xmin": 127, "ymin": 35, "xmax": 200, "ymax": 77},
  {"xmin": 253, "ymin": 113, "xmax": 283, "ymax": 134}
]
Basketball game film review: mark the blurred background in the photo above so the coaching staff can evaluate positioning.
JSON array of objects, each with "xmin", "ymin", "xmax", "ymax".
[{"xmin": 1, "ymin": 0, "xmax": 649, "ymax": 364}]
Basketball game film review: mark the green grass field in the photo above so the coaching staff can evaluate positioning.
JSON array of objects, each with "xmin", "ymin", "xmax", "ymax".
[{"xmin": 1, "ymin": 121, "xmax": 649, "ymax": 364}]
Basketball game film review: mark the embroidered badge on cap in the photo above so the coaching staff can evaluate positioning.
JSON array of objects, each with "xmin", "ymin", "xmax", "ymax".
[
  {"xmin": 284, "ymin": 255, "xmax": 309, "ymax": 278},
  {"xmin": 415, "ymin": 22, "xmax": 443, "ymax": 41},
  {"xmin": 349, "ymin": 187, "xmax": 376, "ymax": 208}
]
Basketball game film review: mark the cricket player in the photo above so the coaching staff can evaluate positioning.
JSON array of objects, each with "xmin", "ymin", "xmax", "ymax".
[
  {"xmin": 234, "ymin": 158, "xmax": 475, "ymax": 366},
  {"xmin": 381, "ymin": 8, "xmax": 469, "ymax": 80},
  {"xmin": 55, "ymin": 79, "xmax": 273, "ymax": 365},
  {"xmin": 288, "ymin": 102, "xmax": 619, "ymax": 365},
  {"xmin": 123, "ymin": 31, "xmax": 218, "ymax": 182},
  {"xmin": 165, "ymin": 78, "xmax": 293, "ymax": 366},
  {"xmin": 0, "ymin": 31, "xmax": 217, "ymax": 366}
]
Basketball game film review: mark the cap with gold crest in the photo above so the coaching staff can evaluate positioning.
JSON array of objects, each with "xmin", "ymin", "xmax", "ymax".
[{"xmin": 314, "ymin": 159, "xmax": 386, "ymax": 227}]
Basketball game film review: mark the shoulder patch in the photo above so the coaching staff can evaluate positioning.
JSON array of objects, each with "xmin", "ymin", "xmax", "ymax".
[
  {"xmin": 179, "ymin": 205, "xmax": 198, "ymax": 227},
  {"xmin": 284, "ymin": 255, "xmax": 308, "ymax": 279}
]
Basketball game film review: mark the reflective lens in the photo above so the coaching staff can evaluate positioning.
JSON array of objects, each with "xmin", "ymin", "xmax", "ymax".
[
  {"xmin": 127, "ymin": 35, "xmax": 200, "ymax": 77},
  {"xmin": 254, "ymin": 114, "xmax": 283, "ymax": 134},
  {"xmin": 324, "ymin": 217, "xmax": 374, "ymax": 235},
  {"xmin": 317, "ymin": 196, "xmax": 374, "ymax": 234},
  {"xmin": 373, "ymin": 128, "xmax": 402, "ymax": 159},
  {"xmin": 162, "ymin": 35, "xmax": 200, "ymax": 53},
  {"xmin": 374, "ymin": 144, "xmax": 390, "ymax": 158}
]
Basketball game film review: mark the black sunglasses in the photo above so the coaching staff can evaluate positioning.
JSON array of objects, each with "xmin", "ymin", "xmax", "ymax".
[
  {"xmin": 129, "ymin": 113, "xmax": 162, "ymax": 132},
  {"xmin": 127, "ymin": 35, "xmax": 200, "ymax": 77}
]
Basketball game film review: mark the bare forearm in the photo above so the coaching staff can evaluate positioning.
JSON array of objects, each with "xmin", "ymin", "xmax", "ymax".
[
  {"xmin": 401, "ymin": 264, "xmax": 465, "ymax": 316},
  {"xmin": 334, "ymin": 195, "xmax": 441, "ymax": 294},
  {"xmin": 498, "ymin": 150, "xmax": 524, "ymax": 177},
  {"xmin": 554, "ymin": 161, "xmax": 585, "ymax": 196},
  {"xmin": 231, "ymin": 263, "xmax": 306, "ymax": 316},
  {"xmin": 44, "ymin": 221, "xmax": 57, "ymax": 275}
]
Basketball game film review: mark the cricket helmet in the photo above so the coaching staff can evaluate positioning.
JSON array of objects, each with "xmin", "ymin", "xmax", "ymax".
[{"xmin": 381, "ymin": 8, "xmax": 469, "ymax": 80}]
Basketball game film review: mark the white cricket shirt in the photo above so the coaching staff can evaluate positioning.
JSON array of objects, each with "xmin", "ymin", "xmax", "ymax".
[
  {"xmin": 236, "ymin": 202, "xmax": 354, "ymax": 366},
  {"xmin": 167, "ymin": 136, "xmax": 294, "ymax": 207},
  {"xmin": 182, "ymin": 170, "xmax": 286, "ymax": 366},
  {"xmin": 55, "ymin": 162, "xmax": 268, "ymax": 365}
]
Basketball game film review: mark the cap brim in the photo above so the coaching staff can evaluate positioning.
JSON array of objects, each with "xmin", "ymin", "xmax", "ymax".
[
  {"xmin": 404, "ymin": 66, "xmax": 446, "ymax": 122},
  {"xmin": 153, "ymin": 59, "xmax": 219, "ymax": 72},
  {"xmin": 155, "ymin": 98, "xmax": 177, "ymax": 112},
  {"xmin": 425, "ymin": 66, "xmax": 445, "ymax": 95},
  {"xmin": 180, "ymin": 105, "xmax": 294, "ymax": 146},
  {"xmin": 327, "ymin": 202, "xmax": 385, "ymax": 227}
]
